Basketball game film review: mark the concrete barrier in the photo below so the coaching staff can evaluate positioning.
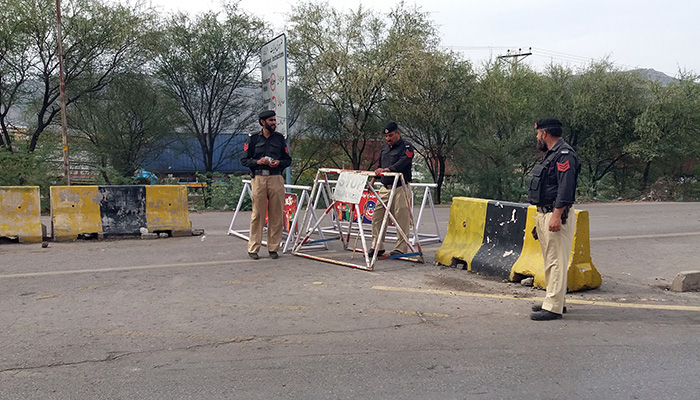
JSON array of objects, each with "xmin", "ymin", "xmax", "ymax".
[
  {"xmin": 435, "ymin": 197, "xmax": 601, "ymax": 291},
  {"xmin": 0, "ymin": 186, "xmax": 44, "ymax": 243},
  {"xmin": 670, "ymin": 271, "xmax": 700, "ymax": 292},
  {"xmin": 51, "ymin": 185, "xmax": 192, "ymax": 241},
  {"xmin": 145, "ymin": 185, "xmax": 191, "ymax": 237}
]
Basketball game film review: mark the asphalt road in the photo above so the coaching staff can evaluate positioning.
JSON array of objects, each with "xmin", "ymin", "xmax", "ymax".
[{"xmin": 1, "ymin": 202, "xmax": 699, "ymax": 399}]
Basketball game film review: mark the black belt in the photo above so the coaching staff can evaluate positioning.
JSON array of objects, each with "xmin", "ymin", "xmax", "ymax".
[
  {"xmin": 254, "ymin": 170, "xmax": 282, "ymax": 176},
  {"xmin": 537, "ymin": 204, "xmax": 554, "ymax": 213}
]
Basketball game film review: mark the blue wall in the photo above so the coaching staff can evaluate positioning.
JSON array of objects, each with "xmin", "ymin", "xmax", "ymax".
[{"xmin": 144, "ymin": 134, "xmax": 249, "ymax": 174}]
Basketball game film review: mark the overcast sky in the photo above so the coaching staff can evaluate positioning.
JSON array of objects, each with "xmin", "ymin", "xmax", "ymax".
[{"xmin": 144, "ymin": 0, "xmax": 699, "ymax": 77}]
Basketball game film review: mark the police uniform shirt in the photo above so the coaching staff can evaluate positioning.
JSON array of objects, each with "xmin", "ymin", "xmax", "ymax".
[
  {"xmin": 240, "ymin": 131, "xmax": 292, "ymax": 175},
  {"xmin": 538, "ymin": 139, "xmax": 579, "ymax": 208},
  {"xmin": 379, "ymin": 138, "xmax": 414, "ymax": 187}
]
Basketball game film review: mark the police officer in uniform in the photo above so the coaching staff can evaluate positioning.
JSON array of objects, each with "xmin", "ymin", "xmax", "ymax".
[
  {"xmin": 241, "ymin": 110, "xmax": 292, "ymax": 260},
  {"xmin": 527, "ymin": 118, "xmax": 580, "ymax": 321},
  {"xmin": 369, "ymin": 122, "xmax": 414, "ymax": 258}
]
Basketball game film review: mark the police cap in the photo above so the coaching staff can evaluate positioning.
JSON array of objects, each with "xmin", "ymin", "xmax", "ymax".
[
  {"xmin": 535, "ymin": 118, "xmax": 562, "ymax": 130},
  {"xmin": 384, "ymin": 121, "xmax": 398, "ymax": 134},
  {"xmin": 259, "ymin": 110, "xmax": 276, "ymax": 120}
]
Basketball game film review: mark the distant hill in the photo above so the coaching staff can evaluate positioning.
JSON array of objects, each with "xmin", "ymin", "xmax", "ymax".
[{"xmin": 630, "ymin": 68, "xmax": 677, "ymax": 86}]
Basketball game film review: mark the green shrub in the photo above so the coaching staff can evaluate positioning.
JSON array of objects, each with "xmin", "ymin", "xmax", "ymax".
[{"xmin": 0, "ymin": 149, "xmax": 62, "ymax": 212}]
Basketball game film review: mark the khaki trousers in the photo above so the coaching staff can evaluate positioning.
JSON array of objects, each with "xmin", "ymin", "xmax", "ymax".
[
  {"xmin": 371, "ymin": 184, "xmax": 411, "ymax": 253},
  {"xmin": 536, "ymin": 208, "xmax": 576, "ymax": 314},
  {"xmin": 248, "ymin": 175, "xmax": 285, "ymax": 253}
]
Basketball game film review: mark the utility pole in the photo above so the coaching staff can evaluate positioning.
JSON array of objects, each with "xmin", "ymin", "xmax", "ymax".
[
  {"xmin": 498, "ymin": 47, "xmax": 532, "ymax": 76},
  {"xmin": 56, "ymin": 0, "xmax": 71, "ymax": 185}
]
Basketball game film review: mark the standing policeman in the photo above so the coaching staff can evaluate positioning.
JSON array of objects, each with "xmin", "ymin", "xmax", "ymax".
[
  {"xmin": 369, "ymin": 122, "xmax": 414, "ymax": 258},
  {"xmin": 241, "ymin": 110, "xmax": 292, "ymax": 260},
  {"xmin": 527, "ymin": 118, "xmax": 580, "ymax": 321}
]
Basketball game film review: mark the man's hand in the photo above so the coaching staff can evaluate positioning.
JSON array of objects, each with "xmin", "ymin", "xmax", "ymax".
[
  {"xmin": 269, "ymin": 159, "xmax": 280, "ymax": 168},
  {"xmin": 549, "ymin": 208, "xmax": 564, "ymax": 232},
  {"xmin": 374, "ymin": 167, "xmax": 387, "ymax": 175},
  {"xmin": 257, "ymin": 158, "xmax": 269, "ymax": 166}
]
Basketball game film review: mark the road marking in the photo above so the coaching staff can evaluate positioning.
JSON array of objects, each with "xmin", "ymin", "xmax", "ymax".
[
  {"xmin": 372, "ymin": 285, "xmax": 700, "ymax": 312},
  {"xmin": 591, "ymin": 231, "xmax": 700, "ymax": 241},
  {"xmin": 375, "ymin": 309, "xmax": 450, "ymax": 318},
  {"xmin": 0, "ymin": 260, "xmax": 248, "ymax": 280}
]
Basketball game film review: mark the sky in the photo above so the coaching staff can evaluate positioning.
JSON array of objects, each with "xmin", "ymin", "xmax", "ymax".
[{"xmin": 143, "ymin": 0, "xmax": 700, "ymax": 77}]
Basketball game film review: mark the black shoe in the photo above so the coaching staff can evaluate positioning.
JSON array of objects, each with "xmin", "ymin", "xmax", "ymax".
[
  {"xmin": 248, "ymin": 252, "xmax": 260, "ymax": 260},
  {"xmin": 269, "ymin": 251, "xmax": 279, "ymax": 259},
  {"xmin": 530, "ymin": 310, "xmax": 563, "ymax": 321},
  {"xmin": 389, "ymin": 249, "xmax": 404, "ymax": 257},
  {"xmin": 532, "ymin": 304, "xmax": 567, "ymax": 314},
  {"xmin": 368, "ymin": 249, "xmax": 385, "ymax": 258}
]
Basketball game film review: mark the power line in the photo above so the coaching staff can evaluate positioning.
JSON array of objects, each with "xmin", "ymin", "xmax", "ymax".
[
  {"xmin": 497, "ymin": 47, "xmax": 532, "ymax": 76},
  {"xmin": 447, "ymin": 45, "xmax": 638, "ymax": 71}
]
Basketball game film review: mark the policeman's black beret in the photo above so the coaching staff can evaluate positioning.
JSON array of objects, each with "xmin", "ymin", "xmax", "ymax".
[
  {"xmin": 259, "ymin": 110, "xmax": 276, "ymax": 120},
  {"xmin": 384, "ymin": 122, "xmax": 398, "ymax": 134},
  {"xmin": 535, "ymin": 118, "xmax": 562, "ymax": 130}
]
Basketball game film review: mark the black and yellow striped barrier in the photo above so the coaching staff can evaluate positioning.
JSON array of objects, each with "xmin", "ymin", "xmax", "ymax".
[
  {"xmin": 435, "ymin": 197, "xmax": 601, "ymax": 291},
  {"xmin": 50, "ymin": 185, "xmax": 191, "ymax": 241},
  {"xmin": 0, "ymin": 186, "xmax": 44, "ymax": 243}
]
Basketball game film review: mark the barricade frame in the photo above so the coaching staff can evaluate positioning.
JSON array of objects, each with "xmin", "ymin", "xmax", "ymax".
[
  {"xmin": 316, "ymin": 181, "xmax": 442, "ymax": 245},
  {"xmin": 227, "ymin": 179, "xmax": 326, "ymax": 253},
  {"xmin": 292, "ymin": 168, "xmax": 424, "ymax": 271}
]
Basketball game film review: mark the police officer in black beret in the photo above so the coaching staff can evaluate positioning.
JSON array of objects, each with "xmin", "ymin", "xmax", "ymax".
[
  {"xmin": 369, "ymin": 122, "xmax": 415, "ymax": 258},
  {"xmin": 241, "ymin": 110, "xmax": 292, "ymax": 260},
  {"xmin": 527, "ymin": 118, "xmax": 580, "ymax": 321}
]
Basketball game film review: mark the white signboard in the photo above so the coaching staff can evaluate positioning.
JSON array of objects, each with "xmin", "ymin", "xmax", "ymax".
[
  {"xmin": 333, "ymin": 172, "xmax": 368, "ymax": 204},
  {"xmin": 261, "ymin": 34, "xmax": 288, "ymax": 138}
]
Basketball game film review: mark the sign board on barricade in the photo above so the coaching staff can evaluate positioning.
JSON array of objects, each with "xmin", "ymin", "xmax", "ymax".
[
  {"xmin": 333, "ymin": 172, "xmax": 367, "ymax": 204},
  {"xmin": 264, "ymin": 192, "xmax": 297, "ymax": 233},
  {"xmin": 336, "ymin": 190, "xmax": 378, "ymax": 224},
  {"xmin": 284, "ymin": 193, "xmax": 298, "ymax": 233}
]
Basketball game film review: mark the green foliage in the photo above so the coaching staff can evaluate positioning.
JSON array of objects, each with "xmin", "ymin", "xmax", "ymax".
[
  {"xmin": 156, "ymin": 2, "xmax": 269, "ymax": 172},
  {"xmin": 1, "ymin": 0, "xmax": 156, "ymax": 152},
  {"xmin": 456, "ymin": 61, "xmax": 545, "ymax": 202},
  {"xmin": 385, "ymin": 50, "xmax": 476, "ymax": 203},
  {"xmin": 191, "ymin": 173, "xmax": 248, "ymax": 211},
  {"xmin": 0, "ymin": 146, "xmax": 62, "ymax": 211},
  {"xmin": 207, "ymin": 177, "xmax": 249, "ymax": 211},
  {"xmin": 68, "ymin": 73, "xmax": 179, "ymax": 179},
  {"xmin": 288, "ymin": 1, "xmax": 438, "ymax": 170}
]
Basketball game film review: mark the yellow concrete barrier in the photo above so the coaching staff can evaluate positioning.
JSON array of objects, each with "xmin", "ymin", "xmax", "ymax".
[
  {"xmin": 434, "ymin": 197, "xmax": 489, "ymax": 268},
  {"xmin": 50, "ymin": 186, "xmax": 103, "ymax": 241},
  {"xmin": 0, "ymin": 186, "xmax": 43, "ymax": 243},
  {"xmin": 510, "ymin": 207, "xmax": 602, "ymax": 291},
  {"xmin": 145, "ymin": 185, "xmax": 191, "ymax": 236},
  {"xmin": 435, "ymin": 197, "xmax": 601, "ymax": 291}
]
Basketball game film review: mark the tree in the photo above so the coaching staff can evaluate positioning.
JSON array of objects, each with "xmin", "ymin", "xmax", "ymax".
[
  {"xmin": 385, "ymin": 50, "xmax": 476, "ymax": 203},
  {"xmin": 68, "ymin": 73, "xmax": 179, "ymax": 181},
  {"xmin": 286, "ymin": 86, "xmax": 342, "ymax": 184},
  {"xmin": 287, "ymin": 1, "xmax": 438, "ymax": 170},
  {"xmin": 14, "ymin": 0, "xmax": 154, "ymax": 152},
  {"xmin": 631, "ymin": 73, "xmax": 700, "ymax": 190},
  {"xmin": 156, "ymin": 2, "xmax": 269, "ymax": 172},
  {"xmin": 565, "ymin": 61, "xmax": 649, "ymax": 198},
  {"xmin": 0, "ymin": 2, "xmax": 33, "ymax": 151},
  {"xmin": 459, "ymin": 61, "xmax": 545, "ymax": 201}
]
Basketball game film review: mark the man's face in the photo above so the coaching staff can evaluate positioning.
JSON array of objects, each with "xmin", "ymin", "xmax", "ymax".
[
  {"xmin": 262, "ymin": 116, "xmax": 277, "ymax": 132},
  {"xmin": 536, "ymin": 129, "xmax": 548, "ymax": 152},
  {"xmin": 385, "ymin": 130, "xmax": 400, "ymax": 146}
]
